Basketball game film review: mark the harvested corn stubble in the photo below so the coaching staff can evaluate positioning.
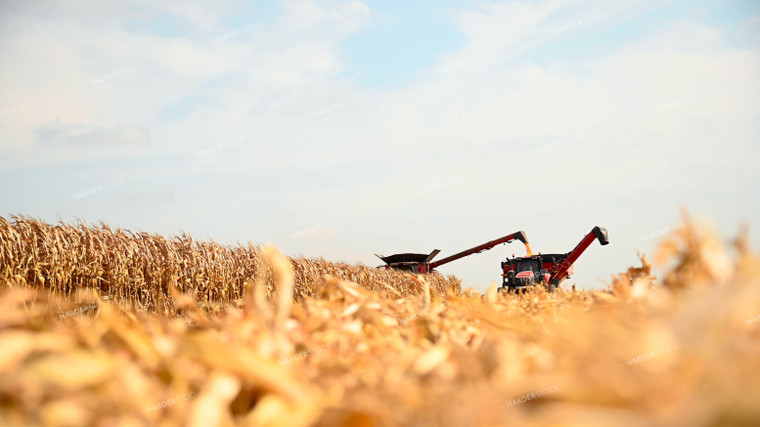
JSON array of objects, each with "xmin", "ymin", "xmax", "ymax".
[{"xmin": 0, "ymin": 215, "xmax": 759, "ymax": 426}]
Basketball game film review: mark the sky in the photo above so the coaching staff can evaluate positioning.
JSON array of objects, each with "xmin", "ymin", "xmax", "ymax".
[{"xmin": 1, "ymin": 0, "xmax": 759, "ymax": 292}]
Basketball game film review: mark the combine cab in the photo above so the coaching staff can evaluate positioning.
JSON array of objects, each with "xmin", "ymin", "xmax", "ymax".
[{"xmin": 502, "ymin": 226, "xmax": 609, "ymax": 292}]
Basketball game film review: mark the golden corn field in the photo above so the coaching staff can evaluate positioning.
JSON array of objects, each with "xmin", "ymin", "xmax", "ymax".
[
  {"xmin": 1, "ymin": 215, "xmax": 759, "ymax": 426},
  {"xmin": 0, "ymin": 216, "xmax": 460, "ymax": 311}
]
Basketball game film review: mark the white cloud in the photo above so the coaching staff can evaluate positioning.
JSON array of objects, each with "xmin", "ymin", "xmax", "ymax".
[
  {"xmin": 1, "ymin": 0, "xmax": 757, "ymax": 291},
  {"xmin": 0, "ymin": 0, "xmax": 373, "ymax": 169}
]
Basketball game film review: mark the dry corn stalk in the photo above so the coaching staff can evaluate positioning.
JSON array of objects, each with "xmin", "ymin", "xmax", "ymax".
[{"xmin": 0, "ymin": 216, "xmax": 759, "ymax": 426}]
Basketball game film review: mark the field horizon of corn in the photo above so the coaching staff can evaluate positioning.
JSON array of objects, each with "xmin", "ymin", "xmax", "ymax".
[
  {"xmin": 0, "ymin": 216, "xmax": 461, "ymax": 313},
  {"xmin": 1, "ymin": 215, "xmax": 759, "ymax": 426}
]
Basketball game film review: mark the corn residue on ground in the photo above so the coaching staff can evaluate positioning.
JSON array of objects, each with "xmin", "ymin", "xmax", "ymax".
[{"xmin": 1, "ymin": 216, "xmax": 759, "ymax": 426}]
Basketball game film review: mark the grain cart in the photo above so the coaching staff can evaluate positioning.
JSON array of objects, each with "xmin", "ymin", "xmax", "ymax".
[{"xmin": 376, "ymin": 231, "xmax": 529, "ymax": 274}]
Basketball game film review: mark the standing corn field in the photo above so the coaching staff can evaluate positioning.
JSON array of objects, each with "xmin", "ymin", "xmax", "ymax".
[{"xmin": 0, "ymin": 216, "xmax": 461, "ymax": 312}]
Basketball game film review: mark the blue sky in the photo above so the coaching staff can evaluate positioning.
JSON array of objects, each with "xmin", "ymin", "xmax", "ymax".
[{"xmin": 1, "ymin": 0, "xmax": 759, "ymax": 291}]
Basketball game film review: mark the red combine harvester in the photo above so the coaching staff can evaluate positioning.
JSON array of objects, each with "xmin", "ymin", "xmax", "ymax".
[{"xmin": 377, "ymin": 226, "xmax": 608, "ymax": 291}]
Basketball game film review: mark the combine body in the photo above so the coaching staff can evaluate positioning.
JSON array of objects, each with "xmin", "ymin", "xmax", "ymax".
[{"xmin": 502, "ymin": 226, "xmax": 609, "ymax": 291}]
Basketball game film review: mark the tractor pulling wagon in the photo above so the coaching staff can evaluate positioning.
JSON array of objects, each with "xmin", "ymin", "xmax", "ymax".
[{"xmin": 377, "ymin": 226, "xmax": 609, "ymax": 292}]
